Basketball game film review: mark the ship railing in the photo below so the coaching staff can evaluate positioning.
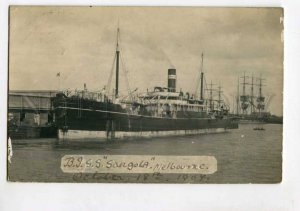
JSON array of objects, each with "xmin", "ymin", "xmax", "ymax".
[
  {"xmin": 66, "ymin": 90, "xmax": 111, "ymax": 102},
  {"xmin": 141, "ymin": 99, "xmax": 189, "ymax": 105},
  {"xmin": 141, "ymin": 99, "xmax": 207, "ymax": 108}
]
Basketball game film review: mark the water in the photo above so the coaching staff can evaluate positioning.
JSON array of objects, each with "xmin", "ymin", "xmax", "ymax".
[{"xmin": 7, "ymin": 124, "xmax": 282, "ymax": 183}]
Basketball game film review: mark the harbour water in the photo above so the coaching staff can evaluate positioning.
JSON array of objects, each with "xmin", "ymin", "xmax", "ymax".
[{"xmin": 7, "ymin": 124, "xmax": 282, "ymax": 183}]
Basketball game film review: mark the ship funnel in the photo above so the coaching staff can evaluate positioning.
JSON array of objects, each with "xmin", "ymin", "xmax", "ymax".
[{"xmin": 168, "ymin": 68, "xmax": 176, "ymax": 92}]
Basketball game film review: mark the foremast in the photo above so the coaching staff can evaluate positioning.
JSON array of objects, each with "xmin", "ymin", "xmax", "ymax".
[{"xmin": 115, "ymin": 27, "xmax": 120, "ymax": 98}]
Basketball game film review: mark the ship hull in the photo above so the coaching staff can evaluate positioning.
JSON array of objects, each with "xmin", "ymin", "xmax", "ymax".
[{"xmin": 54, "ymin": 105, "xmax": 238, "ymax": 141}]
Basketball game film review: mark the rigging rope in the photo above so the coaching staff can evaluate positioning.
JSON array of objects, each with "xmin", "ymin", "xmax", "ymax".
[
  {"xmin": 118, "ymin": 28, "xmax": 133, "ymax": 101},
  {"xmin": 105, "ymin": 27, "xmax": 120, "ymax": 96},
  {"xmin": 194, "ymin": 70, "xmax": 202, "ymax": 98},
  {"xmin": 204, "ymin": 75, "xmax": 208, "ymax": 100},
  {"xmin": 120, "ymin": 54, "xmax": 133, "ymax": 101},
  {"xmin": 106, "ymin": 53, "xmax": 116, "ymax": 96}
]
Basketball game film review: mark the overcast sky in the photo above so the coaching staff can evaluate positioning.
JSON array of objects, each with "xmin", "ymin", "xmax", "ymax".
[{"xmin": 9, "ymin": 6, "xmax": 283, "ymax": 115}]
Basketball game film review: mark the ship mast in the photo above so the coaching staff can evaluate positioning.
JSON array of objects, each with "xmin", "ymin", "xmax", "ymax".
[
  {"xmin": 250, "ymin": 73, "xmax": 254, "ymax": 114},
  {"xmin": 115, "ymin": 27, "xmax": 120, "ymax": 98},
  {"xmin": 236, "ymin": 77, "xmax": 239, "ymax": 115},
  {"xmin": 259, "ymin": 77, "xmax": 261, "ymax": 114},
  {"xmin": 258, "ymin": 76, "xmax": 264, "ymax": 115},
  {"xmin": 217, "ymin": 85, "xmax": 223, "ymax": 109},
  {"xmin": 240, "ymin": 72, "xmax": 249, "ymax": 115},
  {"xmin": 200, "ymin": 53, "xmax": 204, "ymax": 101},
  {"xmin": 209, "ymin": 81, "xmax": 213, "ymax": 110},
  {"xmin": 242, "ymin": 72, "xmax": 246, "ymax": 97},
  {"xmin": 206, "ymin": 81, "xmax": 216, "ymax": 111},
  {"xmin": 253, "ymin": 74, "xmax": 266, "ymax": 119}
]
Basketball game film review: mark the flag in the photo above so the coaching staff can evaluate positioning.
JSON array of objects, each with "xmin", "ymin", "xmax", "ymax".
[{"xmin": 56, "ymin": 72, "xmax": 60, "ymax": 77}]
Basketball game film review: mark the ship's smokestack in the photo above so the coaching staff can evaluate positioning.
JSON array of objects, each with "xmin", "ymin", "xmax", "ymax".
[{"xmin": 168, "ymin": 68, "xmax": 176, "ymax": 92}]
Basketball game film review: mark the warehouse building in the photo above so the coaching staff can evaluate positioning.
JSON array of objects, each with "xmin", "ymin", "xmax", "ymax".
[{"xmin": 8, "ymin": 90, "xmax": 58, "ymax": 126}]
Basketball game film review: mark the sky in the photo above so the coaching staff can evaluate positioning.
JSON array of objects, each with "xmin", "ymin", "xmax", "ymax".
[{"xmin": 9, "ymin": 6, "xmax": 283, "ymax": 116}]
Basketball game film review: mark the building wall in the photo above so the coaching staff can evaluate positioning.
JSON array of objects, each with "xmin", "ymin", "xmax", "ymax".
[
  {"xmin": 8, "ymin": 90, "xmax": 58, "ymax": 127},
  {"xmin": 9, "ymin": 94, "xmax": 53, "ymax": 110}
]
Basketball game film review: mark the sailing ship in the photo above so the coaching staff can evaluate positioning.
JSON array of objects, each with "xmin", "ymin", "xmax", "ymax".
[
  {"xmin": 233, "ymin": 73, "xmax": 282, "ymax": 124},
  {"xmin": 51, "ymin": 27, "xmax": 238, "ymax": 141}
]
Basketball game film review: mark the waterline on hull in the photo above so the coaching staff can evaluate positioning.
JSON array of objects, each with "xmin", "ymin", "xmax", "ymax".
[{"xmin": 58, "ymin": 128, "xmax": 227, "ymax": 141}]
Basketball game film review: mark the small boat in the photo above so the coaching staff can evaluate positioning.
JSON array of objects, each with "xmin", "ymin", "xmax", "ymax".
[{"xmin": 253, "ymin": 127, "xmax": 265, "ymax": 131}]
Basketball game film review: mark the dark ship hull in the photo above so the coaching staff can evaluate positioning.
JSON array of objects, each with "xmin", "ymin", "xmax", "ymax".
[
  {"xmin": 237, "ymin": 114, "xmax": 283, "ymax": 124},
  {"xmin": 52, "ymin": 95, "xmax": 238, "ymax": 141}
]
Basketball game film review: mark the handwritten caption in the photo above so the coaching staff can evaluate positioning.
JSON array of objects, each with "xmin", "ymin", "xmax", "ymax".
[
  {"xmin": 61, "ymin": 155, "xmax": 217, "ymax": 174},
  {"xmin": 71, "ymin": 172, "xmax": 211, "ymax": 183}
]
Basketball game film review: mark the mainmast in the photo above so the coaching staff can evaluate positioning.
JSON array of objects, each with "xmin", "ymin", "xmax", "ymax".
[
  {"xmin": 200, "ymin": 53, "xmax": 204, "ymax": 101},
  {"xmin": 242, "ymin": 72, "xmax": 246, "ymax": 97},
  {"xmin": 240, "ymin": 72, "xmax": 249, "ymax": 115},
  {"xmin": 115, "ymin": 27, "xmax": 120, "ymax": 98},
  {"xmin": 257, "ymin": 76, "xmax": 265, "ymax": 116}
]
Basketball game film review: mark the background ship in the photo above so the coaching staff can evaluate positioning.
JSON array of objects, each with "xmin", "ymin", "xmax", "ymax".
[
  {"xmin": 232, "ymin": 73, "xmax": 283, "ymax": 124},
  {"xmin": 51, "ymin": 27, "xmax": 238, "ymax": 141}
]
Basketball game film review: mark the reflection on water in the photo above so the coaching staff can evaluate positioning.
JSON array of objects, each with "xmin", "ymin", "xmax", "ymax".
[{"xmin": 7, "ymin": 124, "xmax": 282, "ymax": 183}]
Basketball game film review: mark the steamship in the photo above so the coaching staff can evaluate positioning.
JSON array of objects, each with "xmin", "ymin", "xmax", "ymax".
[{"xmin": 52, "ymin": 28, "xmax": 238, "ymax": 141}]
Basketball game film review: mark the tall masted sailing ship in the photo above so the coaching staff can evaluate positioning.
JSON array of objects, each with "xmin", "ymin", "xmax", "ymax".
[
  {"xmin": 52, "ymin": 27, "xmax": 238, "ymax": 141},
  {"xmin": 234, "ymin": 73, "xmax": 282, "ymax": 124}
]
